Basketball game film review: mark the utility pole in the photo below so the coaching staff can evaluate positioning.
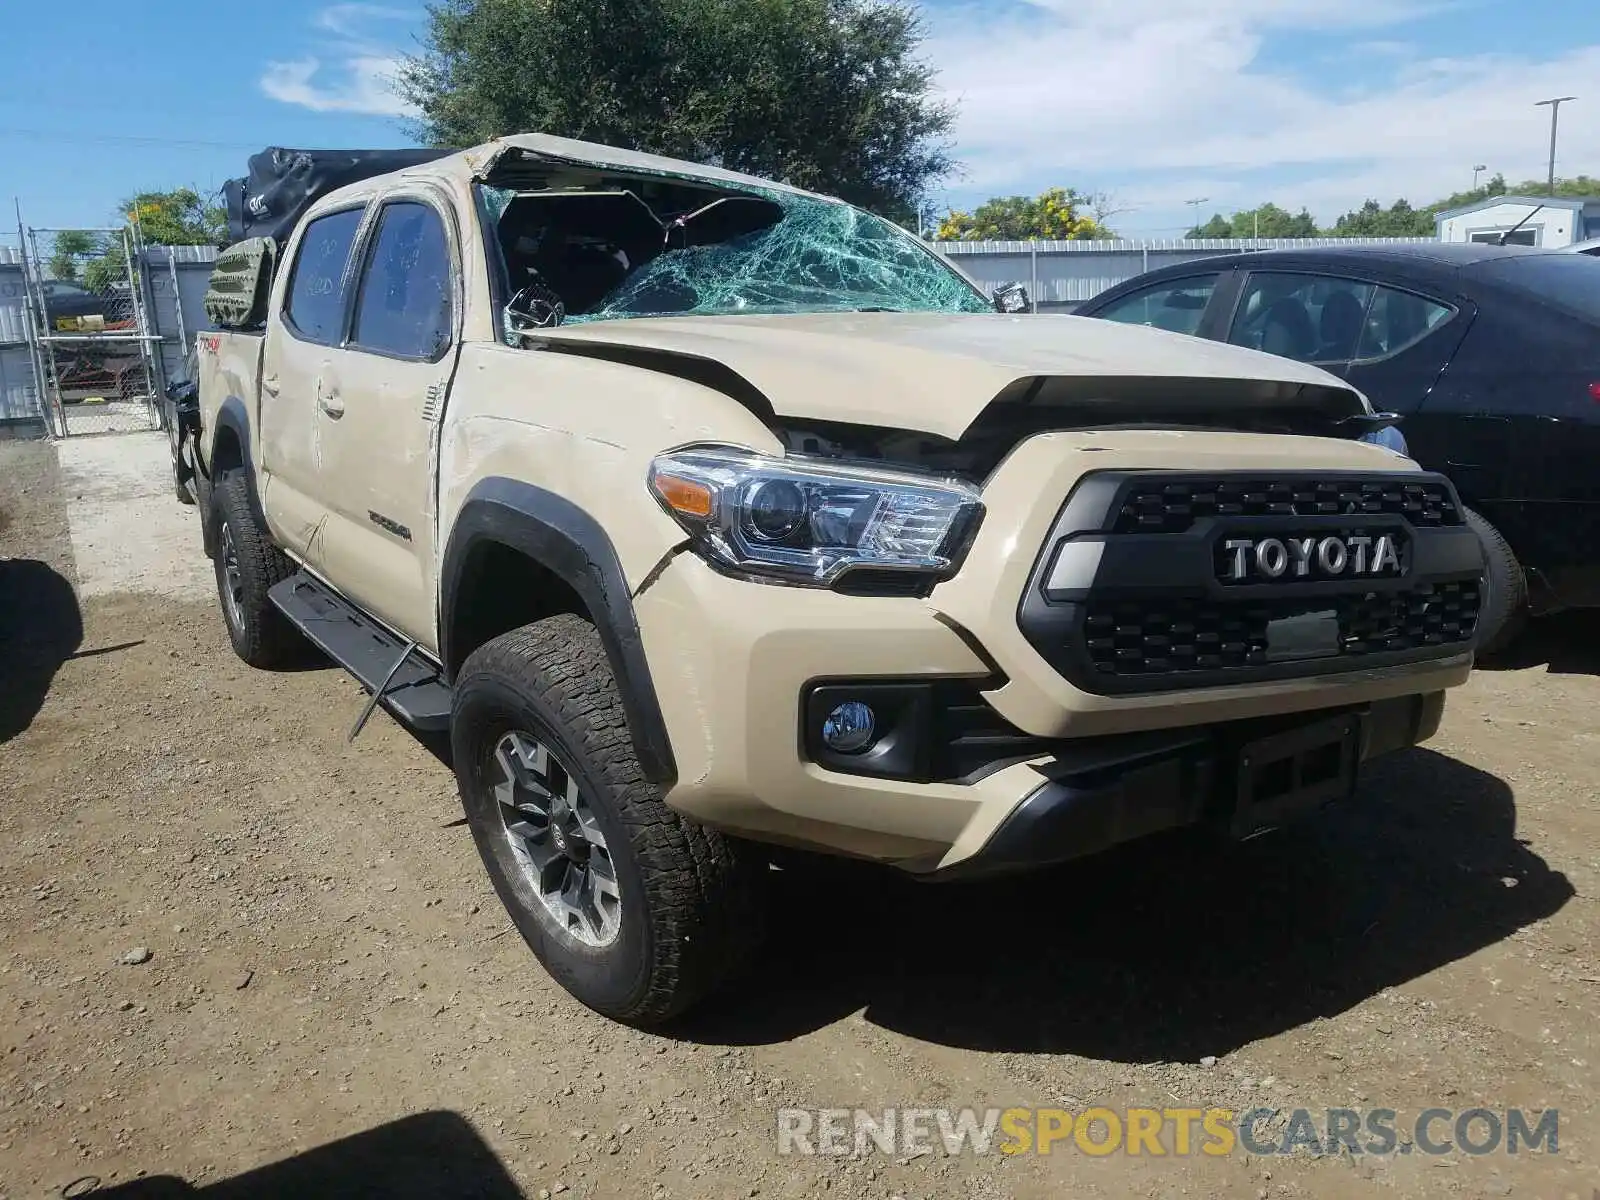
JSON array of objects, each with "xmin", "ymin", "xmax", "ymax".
[
  {"xmin": 1185, "ymin": 197, "xmax": 1210, "ymax": 235},
  {"xmin": 1472, "ymin": 164, "xmax": 1487, "ymax": 191},
  {"xmin": 1535, "ymin": 97, "xmax": 1577, "ymax": 196}
]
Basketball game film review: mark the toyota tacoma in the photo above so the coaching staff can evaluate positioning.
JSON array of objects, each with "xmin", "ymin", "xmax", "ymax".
[{"xmin": 187, "ymin": 136, "xmax": 1485, "ymax": 1024}]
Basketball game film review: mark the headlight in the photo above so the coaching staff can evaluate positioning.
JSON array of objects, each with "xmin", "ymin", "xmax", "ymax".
[{"xmin": 648, "ymin": 447, "xmax": 983, "ymax": 587}]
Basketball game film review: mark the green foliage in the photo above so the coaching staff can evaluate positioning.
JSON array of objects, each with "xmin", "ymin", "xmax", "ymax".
[
  {"xmin": 47, "ymin": 230, "xmax": 101, "ymax": 283},
  {"xmin": 125, "ymin": 188, "xmax": 227, "ymax": 246},
  {"xmin": 1188, "ymin": 171, "xmax": 1599, "ymax": 241},
  {"xmin": 399, "ymin": 0, "xmax": 956, "ymax": 218},
  {"xmin": 1326, "ymin": 198, "xmax": 1434, "ymax": 237},
  {"xmin": 1186, "ymin": 203, "xmax": 1318, "ymax": 239},
  {"xmin": 935, "ymin": 188, "xmax": 1111, "ymax": 241},
  {"xmin": 43, "ymin": 188, "xmax": 220, "ymax": 294}
]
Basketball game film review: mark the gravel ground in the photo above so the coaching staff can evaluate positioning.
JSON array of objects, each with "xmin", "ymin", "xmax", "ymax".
[{"xmin": 2, "ymin": 435, "xmax": 1598, "ymax": 1200}]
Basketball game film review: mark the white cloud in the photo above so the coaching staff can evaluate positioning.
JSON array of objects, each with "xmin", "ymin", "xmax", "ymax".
[
  {"xmin": 260, "ymin": 6, "xmax": 417, "ymax": 117},
  {"xmin": 923, "ymin": 0, "xmax": 1600, "ymax": 228}
]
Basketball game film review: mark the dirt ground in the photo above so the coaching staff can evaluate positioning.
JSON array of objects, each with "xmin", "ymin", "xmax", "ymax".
[{"xmin": 2, "ymin": 434, "xmax": 1598, "ymax": 1200}]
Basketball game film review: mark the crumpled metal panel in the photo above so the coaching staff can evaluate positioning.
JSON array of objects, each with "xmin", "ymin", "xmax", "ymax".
[
  {"xmin": 570, "ymin": 194, "xmax": 991, "ymax": 323},
  {"xmin": 204, "ymin": 237, "xmax": 276, "ymax": 329}
]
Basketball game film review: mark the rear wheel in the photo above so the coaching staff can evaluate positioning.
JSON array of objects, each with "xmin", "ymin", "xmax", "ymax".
[
  {"xmin": 1465, "ymin": 507, "xmax": 1527, "ymax": 656},
  {"xmin": 451, "ymin": 614, "xmax": 766, "ymax": 1025},
  {"xmin": 210, "ymin": 472, "xmax": 296, "ymax": 667}
]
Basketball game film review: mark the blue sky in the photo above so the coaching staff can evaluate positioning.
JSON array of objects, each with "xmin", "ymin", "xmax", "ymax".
[{"xmin": 2, "ymin": 0, "xmax": 1595, "ymax": 238}]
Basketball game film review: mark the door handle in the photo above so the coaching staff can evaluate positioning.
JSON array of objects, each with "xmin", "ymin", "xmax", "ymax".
[{"xmin": 317, "ymin": 391, "xmax": 345, "ymax": 419}]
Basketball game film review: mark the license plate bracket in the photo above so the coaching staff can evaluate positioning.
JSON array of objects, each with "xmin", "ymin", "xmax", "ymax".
[{"xmin": 1231, "ymin": 714, "xmax": 1361, "ymax": 839}]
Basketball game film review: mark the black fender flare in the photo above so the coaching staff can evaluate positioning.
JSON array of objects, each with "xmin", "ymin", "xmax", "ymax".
[
  {"xmin": 201, "ymin": 397, "xmax": 258, "ymax": 559},
  {"xmin": 439, "ymin": 478, "xmax": 677, "ymax": 785}
]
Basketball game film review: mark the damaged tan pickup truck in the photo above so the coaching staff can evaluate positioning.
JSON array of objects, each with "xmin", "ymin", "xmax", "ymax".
[{"xmin": 189, "ymin": 135, "xmax": 1485, "ymax": 1024}]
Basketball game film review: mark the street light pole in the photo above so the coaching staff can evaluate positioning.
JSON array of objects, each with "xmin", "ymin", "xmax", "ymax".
[
  {"xmin": 1185, "ymin": 197, "xmax": 1209, "ymax": 236},
  {"xmin": 1535, "ymin": 97, "xmax": 1577, "ymax": 197},
  {"xmin": 1472, "ymin": 164, "xmax": 1487, "ymax": 191}
]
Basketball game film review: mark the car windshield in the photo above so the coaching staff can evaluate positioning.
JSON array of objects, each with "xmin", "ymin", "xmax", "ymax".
[
  {"xmin": 1477, "ymin": 253, "xmax": 1600, "ymax": 322},
  {"xmin": 575, "ymin": 195, "xmax": 990, "ymax": 322},
  {"xmin": 485, "ymin": 183, "xmax": 990, "ymax": 332}
]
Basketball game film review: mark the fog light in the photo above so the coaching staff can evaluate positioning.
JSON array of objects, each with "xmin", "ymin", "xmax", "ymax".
[{"xmin": 821, "ymin": 701, "xmax": 876, "ymax": 754}]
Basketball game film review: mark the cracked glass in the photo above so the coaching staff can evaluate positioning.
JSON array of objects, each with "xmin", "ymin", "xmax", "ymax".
[
  {"xmin": 570, "ymin": 194, "xmax": 990, "ymax": 323},
  {"xmin": 485, "ymin": 183, "xmax": 989, "ymax": 334}
]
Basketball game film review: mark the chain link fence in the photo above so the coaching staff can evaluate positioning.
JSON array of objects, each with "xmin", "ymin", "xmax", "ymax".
[{"xmin": 13, "ymin": 220, "xmax": 163, "ymax": 436}]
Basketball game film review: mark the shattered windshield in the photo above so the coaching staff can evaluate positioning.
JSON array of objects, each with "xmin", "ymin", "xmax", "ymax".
[{"xmin": 484, "ymin": 183, "xmax": 990, "ymax": 334}]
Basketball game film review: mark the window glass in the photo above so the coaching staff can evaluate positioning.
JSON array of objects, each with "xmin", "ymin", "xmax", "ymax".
[
  {"xmin": 1471, "ymin": 229, "xmax": 1537, "ymax": 246},
  {"xmin": 351, "ymin": 202, "xmax": 454, "ymax": 358},
  {"xmin": 285, "ymin": 208, "xmax": 364, "ymax": 344},
  {"xmin": 1354, "ymin": 285, "xmax": 1454, "ymax": 360},
  {"xmin": 1228, "ymin": 273, "xmax": 1375, "ymax": 364},
  {"xmin": 1094, "ymin": 277, "xmax": 1218, "ymax": 335}
]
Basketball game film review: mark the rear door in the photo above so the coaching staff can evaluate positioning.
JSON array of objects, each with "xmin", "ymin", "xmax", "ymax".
[
  {"xmin": 1436, "ymin": 254, "xmax": 1600, "ymax": 567},
  {"xmin": 1223, "ymin": 269, "xmax": 1472, "ymax": 436},
  {"xmin": 311, "ymin": 192, "xmax": 460, "ymax": 646},
  {"xmin": 258, "ymin": 204, "xmax": 369, "ymax": 561}
]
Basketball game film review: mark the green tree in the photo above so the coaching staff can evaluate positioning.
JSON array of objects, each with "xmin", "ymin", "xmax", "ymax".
[
  {"xmin": 1189, "ymin": 214, "xmax": 1234, "ymax": 239},
  {"xmin": 1187, "ymin": 203, "xmax": 1318, "ymax": 239},
  {"xmin": 125, "ymin": 188, "xmax": 227, "ymax": 246},
  {"xmin": 935, "ymin": 188, "xmax": 1111, "ymax": 241},
  {"xmin": 1326, "ymin": 198, "xmax": 1435, "ymax": 237},
  {"xmin": 399, "ymin": 0, "xmax": 956, "ymax": 218},
  {"xmin": 47, "ymin": 230, "xmax": 102, "ymax": 283}
]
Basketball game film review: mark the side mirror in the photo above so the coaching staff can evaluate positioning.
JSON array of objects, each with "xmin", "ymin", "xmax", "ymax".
[{"xmin": 992, "ymin": 282, "xmax": 1031, "ymax": 314}]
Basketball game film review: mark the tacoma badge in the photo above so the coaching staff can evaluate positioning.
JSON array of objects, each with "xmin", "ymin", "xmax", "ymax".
[{"xmin": 1222, "ymin": 534, "xmax": 1401, "ymax": 582}]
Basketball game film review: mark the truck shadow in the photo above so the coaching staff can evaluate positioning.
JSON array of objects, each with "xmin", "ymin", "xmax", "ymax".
[
  {"xmin": 686, "ymin": 748, "xmax": 1571, "ymax": 1062},
  {"xmin": 60, "ymin": 1111, "xmax": 524, "ymax": 1199},
  {"xmin": 0, "ymin": 558, "xmax": 83, "ymax": 745}
]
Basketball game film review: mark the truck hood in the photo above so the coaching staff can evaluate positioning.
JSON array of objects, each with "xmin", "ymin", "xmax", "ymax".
[{"xmin": 528, "ymin": 312, "xmax": 1366, "ymax": 442}]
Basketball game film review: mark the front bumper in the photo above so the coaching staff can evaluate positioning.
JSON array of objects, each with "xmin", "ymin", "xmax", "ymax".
[
  {"xmin": 635, "ymin": 550, "xmax": 1466, "ymax": 873},
  {"xmin": 927, "ymin": 690, "xmax": 1442, "ymax": 880}
]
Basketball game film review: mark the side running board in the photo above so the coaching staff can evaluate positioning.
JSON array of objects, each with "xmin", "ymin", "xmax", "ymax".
[{"xmin": 268, "ymin": 573, "xmax": 452, "ymax": 733}]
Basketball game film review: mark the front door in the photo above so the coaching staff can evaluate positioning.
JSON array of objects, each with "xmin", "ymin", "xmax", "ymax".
[{"xmin": 312, "ymin": 196, "xmax": 459, "ymax": 647}]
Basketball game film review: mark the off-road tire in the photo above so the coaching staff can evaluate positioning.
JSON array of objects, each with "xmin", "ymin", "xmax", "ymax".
[
  {"xmin": 211, "ymin": 471, "xmax": 296, "ymax": 668},
  {"xmin": 1465, "ymin": 507, "xmax": 1527, "ymax": 657},
  {"xmin": 452, "ymin": 615, "xmax": 766, "ymax": 1025}
]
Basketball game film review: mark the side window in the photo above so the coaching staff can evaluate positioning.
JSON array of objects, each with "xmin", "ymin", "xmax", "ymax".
[
  {"xmin": 284, "ymin": 208, "xmax": 364, "ymax": 345},
  {"xmin": 1095, "ymin": 277, "xmax": 1218, "ymax": 336},
  {"xmin": 1354, "ymin": 286, "xmax": 1455, "ymax": 361},
  {"xmin": 1227, "ymin": 273, "xmax": 1375, "ymax": 365},
  {"xmin": 350, "ymin": 202, "xmax": 454, "ymax": 360}
]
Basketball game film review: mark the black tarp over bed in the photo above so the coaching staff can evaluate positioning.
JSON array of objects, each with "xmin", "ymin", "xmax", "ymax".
[{"xmin": 222, "ymin": 147, "xmax": 455, "ymax": 246}]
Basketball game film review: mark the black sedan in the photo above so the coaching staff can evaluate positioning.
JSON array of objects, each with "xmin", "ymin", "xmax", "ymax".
[{"xmin": 1076, "ymin": 243, "xmax": 1600, "ymax": 651}]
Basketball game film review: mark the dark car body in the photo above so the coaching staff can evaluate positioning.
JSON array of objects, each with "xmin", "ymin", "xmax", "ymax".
[{"xmin": 1077, "ymin": 244, "xmax": 1600, "ymax": 613}]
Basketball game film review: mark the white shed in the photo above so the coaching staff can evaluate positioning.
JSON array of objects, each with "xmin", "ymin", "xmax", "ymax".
[{"xmin": 1435, "ymin": 195, "xmax": 1600, "ymax": 248}]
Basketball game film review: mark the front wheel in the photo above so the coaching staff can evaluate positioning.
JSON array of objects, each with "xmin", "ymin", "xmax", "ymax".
[{"xmin": 451, "ymin": 614, "xmax": 766, "ymax": 1025}]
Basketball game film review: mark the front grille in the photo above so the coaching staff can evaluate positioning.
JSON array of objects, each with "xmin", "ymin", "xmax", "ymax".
[
  {"xmin": 1083, "ymin": 581, "xmax": 1481, "ymax": 678},
  {"xmin": 1114, "ymin": 477, "xmax": 1461, "ymax": 535}
]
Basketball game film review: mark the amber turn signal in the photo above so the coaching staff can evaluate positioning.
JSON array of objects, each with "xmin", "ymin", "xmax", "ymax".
[{"xmin": 652, "ymin": 474, "xmax": 715, "ymax": 519}]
